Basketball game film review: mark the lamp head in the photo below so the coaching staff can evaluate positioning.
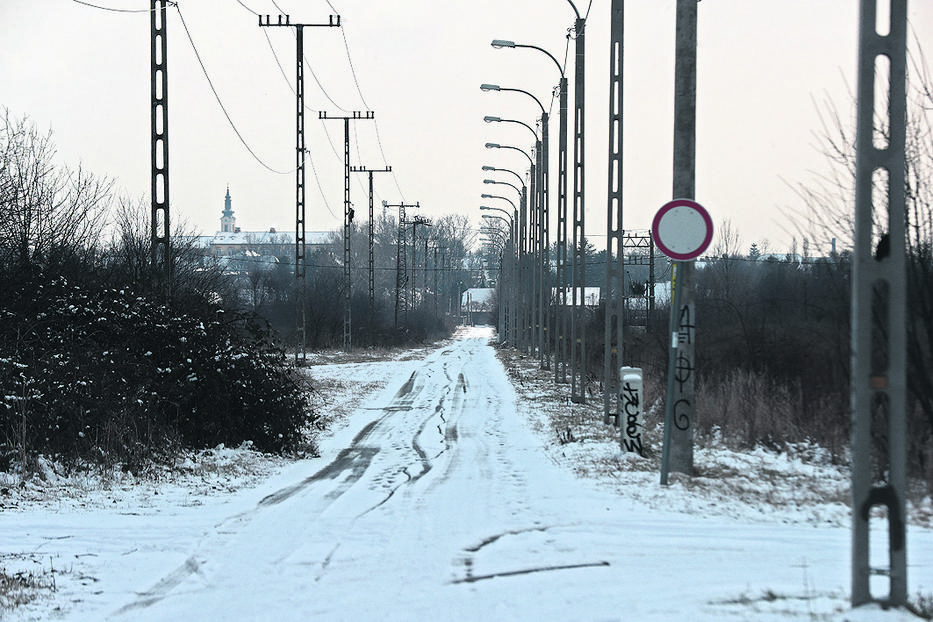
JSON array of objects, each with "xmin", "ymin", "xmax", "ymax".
[
  {"xmin": 483, "ymin": 116, "xmax": 501, "ymax": 123},
  {"xmin": 481, "ymin": 193, "xmax": 494, "ymax": 199},
  {"xmin": 481, "ymin": 165, "xmax": 495, "ymax": 171},
  {"xmin": 491, "ymin": 39, "xmax": 516, "ymax": 49},
  {"xmin": 483, "ymin": 179, "xmax": 496, "ymax": 184},
  {"xmin": 480, "ymin": 83, "xmax": 501, "ymax": 92},
  {"xmin": 485, "ymin": 143, "xmax": 500, "ymax": 149}
]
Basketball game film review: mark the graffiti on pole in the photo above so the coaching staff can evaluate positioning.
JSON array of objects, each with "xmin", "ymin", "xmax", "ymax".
[{"xmin": 619, "ymin": 367, "xmax": 644, "ymax": 456}]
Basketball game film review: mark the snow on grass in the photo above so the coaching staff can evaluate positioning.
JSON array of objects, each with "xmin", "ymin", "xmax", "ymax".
[{"xmin": 495, "ymin": 345, "xmax": 926, "ymax": 530}]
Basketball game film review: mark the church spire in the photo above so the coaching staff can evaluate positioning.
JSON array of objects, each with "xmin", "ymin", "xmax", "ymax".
[{"xmin": 221, "ymin": 185, "xmax": 236, "ymax": 233}]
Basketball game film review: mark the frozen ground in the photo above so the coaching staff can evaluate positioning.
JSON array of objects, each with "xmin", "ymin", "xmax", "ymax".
[{"xmin": 1, "ymin": 325, "xmax": 931, "ymax": 620}]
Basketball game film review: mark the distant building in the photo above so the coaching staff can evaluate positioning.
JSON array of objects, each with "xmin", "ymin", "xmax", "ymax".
[
  {"xmin": 188, "ymin": 188, "xmax": 331, "ymax": 263},
  {"xmin": 551, "ymin": 286, "xmax": 601, "ymax": 307},
  {"xmin": 461, "ymin": 288, "xmax": 494, "ymax": 313}
]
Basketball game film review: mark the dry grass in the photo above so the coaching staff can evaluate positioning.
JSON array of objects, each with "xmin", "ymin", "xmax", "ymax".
[
  {"xmin": 0, "ymin": 555, "xmax": 59, "ymax": 613},
  {"xmin": 493, "ymin": 344, "xmax": 863, "ymax": 527}
]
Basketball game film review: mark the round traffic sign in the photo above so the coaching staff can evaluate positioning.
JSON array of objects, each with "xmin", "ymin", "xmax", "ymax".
[{"xmin": 651, "ymin": 199, "xmax": 713, "ymax": 261}]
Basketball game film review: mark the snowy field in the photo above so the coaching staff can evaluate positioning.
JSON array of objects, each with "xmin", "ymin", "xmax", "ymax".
[{"xmin": 1, "ymin": 325, "xmax": 932, "ymax": 621}]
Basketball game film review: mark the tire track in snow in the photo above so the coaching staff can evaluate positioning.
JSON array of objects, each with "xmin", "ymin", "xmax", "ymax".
[
  {"xmin": 111, "ymin": 365, "xmax": 435, "ymax": 615},
  {"xmin": 110, "ymin": 334, "xmax": 496, "ymax": 617}
]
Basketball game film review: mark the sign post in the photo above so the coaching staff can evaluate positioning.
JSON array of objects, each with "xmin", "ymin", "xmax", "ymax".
[{"xmin": 653, "ymin": 199, "xmax": 712, "ymax": 484}]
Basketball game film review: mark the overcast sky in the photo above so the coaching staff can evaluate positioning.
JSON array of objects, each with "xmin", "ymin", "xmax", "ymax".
[{"xmin": 3, "ymin": 1, "xmax": 932, "ymax": 255}]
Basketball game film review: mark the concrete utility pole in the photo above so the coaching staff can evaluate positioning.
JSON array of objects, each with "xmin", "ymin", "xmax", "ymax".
[
  {"xmin": 850, "ymin": 0, "xmax": 909, "ymax": 608},
  {"xmin": 538, "ymin": 110, "xmax": 550, "ymax": 370},
  {"xmin": 320, "ymin": 111, "xmax": 375, "ymax": 352},
  {"xmin": 350, "ymin": 165, "xmax": 392, "ymax": 330},
  {"xmin": 603, "ymin": 0, "xmax": 624, "ymax": 425},
  {"xmin": 661, "ymin": 0, "xmax": 698, "ymax": 482},
  {"xmin": 568, "ymin": 1, "xmax": 588, "ymax": 404},
  {"xmin": 150, "ymin": 0, "xmax": 171, "ymax": 293},
  {"xmin": 555, "ymin": 74, "xmax": 569, "ymax": 384},
  {"xmin": 259, "ymin": 12, "xmax": 341, "ymax": 363}
]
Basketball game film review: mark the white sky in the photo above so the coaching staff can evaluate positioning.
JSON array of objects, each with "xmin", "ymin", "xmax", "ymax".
[{"xmin": 2, "ymin": 1, "xmax": 932, "ymax": 255}]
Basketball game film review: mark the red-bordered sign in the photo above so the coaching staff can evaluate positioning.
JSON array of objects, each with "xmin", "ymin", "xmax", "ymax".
[{"xmin": 651, "ymin": 198, "xmax": 713, "ymax": 261}]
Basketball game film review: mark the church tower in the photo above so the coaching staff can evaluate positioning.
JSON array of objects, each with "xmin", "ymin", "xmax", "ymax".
[{"xmin": 221, "ymin": 186, "xmax": 236, "ymax": 233}]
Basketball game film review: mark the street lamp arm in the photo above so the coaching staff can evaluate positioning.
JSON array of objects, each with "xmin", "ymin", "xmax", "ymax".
[
  {"xmin": 486, "ymin": 142, "xmax": 534, "ymax": 168},
  {"xmin": 492, "ymin": 39, "xmax": 564, "ymax": 78},
  {"xmin": 480, "ymin": 205, "xmax": 513, "ymax": 224},
  {"xmin": 482, "ymin": 165, "xmax": 524, "ymax": 189},
  {"xmin": 483, "ymin": 178, "xmax": 522, "ymax": 198},
  {"xmin": 505, "ymin": 87, "xmax": 546, "ymax": 116},
  {"xmin": 481, "ymin": 84, "xmax": 546, "ymax": 116},
  {"xmin": 480, "ymin": 192, "xmax": 517, "ymax": 211},
  {"xmin": 484, "ymin": 116, "xmax": 539, "ymax": 142}
]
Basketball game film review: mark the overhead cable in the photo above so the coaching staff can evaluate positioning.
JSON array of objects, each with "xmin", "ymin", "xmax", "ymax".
[{"xmin": 176, "ymin": 4, "xmax": 292, "ymax": 175}]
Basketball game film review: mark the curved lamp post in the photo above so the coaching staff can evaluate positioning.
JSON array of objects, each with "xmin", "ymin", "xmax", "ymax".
[
  {"xmin": 485, "ymin": 142, "xmax": 533, "ymax": 167},
  {"xmin": 482, "ymin": 164, "xmax": 524, "ymax": 189},
  {"xmin": 483, "ymin": 178, "xmax": 522, "ymax": 203},
  {"xmin": 491, "ymin": 36, "xmax": 571, "ymax": 384},
  {"xmin": 484, "ymin": 115, "xmax": 538, "ymax": 142},
  {"xmin": 481, "ymin": 209, "xmax": 516, "ymax": 344},
  {"xmin": 482, "ymin": 90, "xmax": 550, "ymax": 365}
]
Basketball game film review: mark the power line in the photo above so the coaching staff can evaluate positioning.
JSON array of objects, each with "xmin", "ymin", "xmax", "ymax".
[
  {"xmin": 175, "ymin": 5, "xmax": 292, "ymax": 175},
  {"xmin": 71, "ymin": 0, "xmax": 159, "ymax": 13},
  {"xmin": 240, "ymin": 2, "xmax": 404, "ymax": 203},
  {"xmin": 233, "ymin": 0, "xmax": 348, "ymax": 115},
  {"xmin": 338, "ymin": 28, "xmax": 371, "ymax": 111},
  {"xmin": 325, "ymin": 0, "xmax": 405, "ymax": 199},
  {"xmin": 306, "ymin": 148, "xmax": 339, "ymax": 219}
]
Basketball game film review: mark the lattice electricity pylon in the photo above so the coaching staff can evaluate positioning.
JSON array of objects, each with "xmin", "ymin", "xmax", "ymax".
[{"xmin": 850, "ymin": 0, "xmax": 909, "ymax": 608}]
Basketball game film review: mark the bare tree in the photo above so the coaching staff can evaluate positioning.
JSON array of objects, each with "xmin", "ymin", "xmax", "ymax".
[
  {"xmin": 790, "ymin": 41, "xmax": 933, "ymax": 472},
  {"xmin": 0, "ymin": 110, "xmax": 112, "ymax": 271}
]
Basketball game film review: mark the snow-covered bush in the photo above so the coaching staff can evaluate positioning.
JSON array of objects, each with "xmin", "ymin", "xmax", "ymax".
[{"xmin": 0, "ymin": 270, "xmax": 317, "ymax": 473}]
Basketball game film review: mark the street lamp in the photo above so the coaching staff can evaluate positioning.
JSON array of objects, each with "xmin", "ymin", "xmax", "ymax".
[
  {"xmin": 485, "ymin": 142, "xmax": 533, "ymax": 168},
  {"xmin": 482, "ymin": 164, "xmax": 524, "ymax": 189},
  {"xmin": 483, "ymin": 178, "xmax": 522, "ymax": 200},
  {"xmin": 480, "ymin": 204, "xmax": 514, "ymax": 221},
  {"xmin": 484, "ymin": 116, "xmax": 539, "ymax": 146},
  {"xmin": 481, "ymin": 192, "xmax": 517, "ymax": 211},
  {"xmin": 482, "ymin": 86, "xmax": 550, "ymax": 366},
  {"xmin": 492, "ymin": 34, "xmax": 572, "ymax": 385},
  {"xmin": 480, "ymin": 84, "xmax": 547, "ymax": 116},
  {"xmin": 480, "ymin": 209, "xmax": 516, "ymax": 345}
]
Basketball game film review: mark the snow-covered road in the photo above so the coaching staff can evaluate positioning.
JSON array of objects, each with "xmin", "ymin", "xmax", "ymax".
[{"xmin": 9, "ymin": 326, "xmax": 933, "ymax": 620}]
